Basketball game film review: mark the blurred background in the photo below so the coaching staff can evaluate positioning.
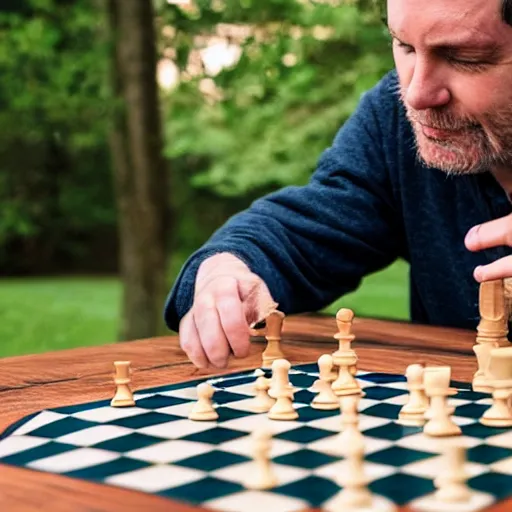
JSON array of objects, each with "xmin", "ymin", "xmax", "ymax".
[{"xmin": 0, "ymin": 0, "xmax": 409, "ymax": 358}]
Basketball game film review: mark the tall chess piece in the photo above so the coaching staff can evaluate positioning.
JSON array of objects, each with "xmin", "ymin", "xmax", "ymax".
[
  {"xmin": 332, "ymin": 308, "xmax": 362, "ymax": 396},
  {"xmin": 338, "ymin": 393, "xmax": 364, "ymax": 451},
  {"xmin": 480, "ymin": 346, "xmax": 512, "ymax": 427},
  {"xmin": 111, "ymin": 361, "xmax": 135, "ymax": 407},
  {"xmin": 262, "ymin": 310, "xmax": 285, "ymax": 368},
  {"xmin": 473, "ymin": 279, "xmax": 509, "ymax": 393}
]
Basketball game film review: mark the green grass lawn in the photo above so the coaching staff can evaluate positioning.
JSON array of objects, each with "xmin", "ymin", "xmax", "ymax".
[
  {"xmin": 0, "ymin": 277, "xmax": 121, "ymax": 358},
  {"xmin": 0, "ymin": 260, "xmax": 409, "ymax": 358},
  {"xmin": 323, "ymin": 259, "xmax": 410, "ymax": 319}
]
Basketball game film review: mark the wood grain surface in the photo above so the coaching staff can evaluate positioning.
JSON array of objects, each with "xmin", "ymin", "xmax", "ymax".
[{"xmin": 0, "ymin": 314, "xmax": 506, "ymax": 512}]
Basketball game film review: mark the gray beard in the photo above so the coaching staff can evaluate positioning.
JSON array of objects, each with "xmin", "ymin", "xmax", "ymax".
[{"xmin": 397, "ymin": 87, "xmax": 512, "ymax": 175}]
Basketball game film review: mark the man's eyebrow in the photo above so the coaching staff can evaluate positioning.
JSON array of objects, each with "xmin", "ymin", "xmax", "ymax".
[
  {"xmin": 385, "ymin": 25, "xmax": 408, "ymax": 44},
  {"xmin": 386, "ymin": 24, "xmax": 502, "ymax": 55},
  {"xmin": 436, "ymin": 40, "xmax": 502, "ymax": 55}
]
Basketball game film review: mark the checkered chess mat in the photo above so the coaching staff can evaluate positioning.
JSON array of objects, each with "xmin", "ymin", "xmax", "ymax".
[{"xmin": 1, "ymin": 364, "xmax": 512, "ymax": 511}]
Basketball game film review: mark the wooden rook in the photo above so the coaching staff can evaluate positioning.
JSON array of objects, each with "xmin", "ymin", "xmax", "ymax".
[
  {"xmin": 480, "ymin": 346, "xmax": 512, "ymax": 427},
  {"xmin": 423, "ymin": 367, "xmax": 460, "ymax": 437},
  {"xmin": 111, "ymin": 361, "xmax": 135, "ymax": 407},
  {"xmin": 473, "ymin": 279, "xmax": 509, "ymax": 393}
]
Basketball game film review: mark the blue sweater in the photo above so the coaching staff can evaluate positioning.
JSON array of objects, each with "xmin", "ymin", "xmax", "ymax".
[{"xmin": 164, "ymin": 70, "xmax": 512, "ymax": 334}]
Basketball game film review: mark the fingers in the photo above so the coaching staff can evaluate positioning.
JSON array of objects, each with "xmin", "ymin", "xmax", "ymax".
[
  {"xmin": 194, "ymin": 293, "xmax": 231, "ymax": 368},
  {"xmin": 179, "ymin": 311, "xmax": 208, "ymax": 368},
  {"xmin": 180, "ymin": 268, "xmax": 272, "ymax": 368},
  {"xmin": 465, "ymin": 215, "xmax": 512, "ymax": 252},
  {"xmin": 473, "ymin": 255, "xmax": 512, "ymax": 282},
  {"xmin": 216, "ymin": 289, "xmax": 251, "ymax": 359}
]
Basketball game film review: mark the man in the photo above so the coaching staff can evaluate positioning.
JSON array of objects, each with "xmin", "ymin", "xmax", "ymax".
[{"xmin": 164, "ymin": 0, "xmax": 512, "ymax": 369}]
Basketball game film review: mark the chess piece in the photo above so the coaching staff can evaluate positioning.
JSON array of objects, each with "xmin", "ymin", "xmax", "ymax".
[
  {"xmin": 473, "ymin": 279, "xmax": 509, "ymax": 393},
  {"xmin": 189, "ymin": 382, "xmax": 218, "ymax": 421},
  {"xmin": 398, "ymin": 363, "xmax": 429, "ymax": 426},
  {"xmin": 434, "ymin": 444, "xmax": 471, "ymax": 503},
  {"xmin": 269, "ymin": 357, "xmax": 293, "ymax": 398},
  {"xmin": 312, "ymin": 354, "xmax": 337, "ymax": 391},
  {"xmin": 262, "ymin": 310, "xmax": 285, "ymax": 368},
  {"xmin": 253, "ymin": 376, "xmax": 276, "ymax": 413},
  {"xmin": 268, "ymin": 359, "xmax": 298, "ymax": 420},
  {"xmin": 244, "ymin": 428, "xmax": 278, "ymax": 490},
  {"xmin": 111, "ymin": 361, "xmax": 135, "ymax": 407},
  {"xmin": 480, "ymin": 346, "xmax": 512, "ymax": 427},
  {"xmin": 332, "ymin": 308, "xmax": 362, "ymax": 397},
  {"xmin": 338, "ymin": 393, "xmax": 364, "ymax": 451},
  {"xmin": 335, "ymin": 440, "xmax": 372, "ymax": 508},
  {"xmin": 311, "ymin": 379, "xmax": 339, "ymax": 410},
  {"xmin": 423, "ymin": 367, "xmax": 461, "ymax": 437}
]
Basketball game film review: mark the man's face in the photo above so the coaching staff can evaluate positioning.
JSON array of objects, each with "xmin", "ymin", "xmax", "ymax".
[{"xmin": 388, "ymin": 0, "xmax": 512, "ymax": 174}]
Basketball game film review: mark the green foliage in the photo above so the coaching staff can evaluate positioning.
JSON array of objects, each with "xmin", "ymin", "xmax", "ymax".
[
  {"xmin": 0, "ymin": 0, "xmax": 396, "ymax": 276},
  {"xmin": 0, "ymin": 0, "xmax": 113, "ymax": 271},
  {"xmin": 161, "ymin": 0, "xmax": 394, "ymax": 196}
]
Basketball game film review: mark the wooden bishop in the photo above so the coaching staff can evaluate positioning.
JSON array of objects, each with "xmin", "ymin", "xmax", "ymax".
[{"xmin": 262, "ymin": 310, "xmax": 285, "ymax": 368}]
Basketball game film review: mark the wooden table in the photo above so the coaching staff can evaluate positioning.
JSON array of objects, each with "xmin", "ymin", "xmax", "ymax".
[{"xmin": 0, "ymin": 314, "xmax": 507, "ymax": 512}]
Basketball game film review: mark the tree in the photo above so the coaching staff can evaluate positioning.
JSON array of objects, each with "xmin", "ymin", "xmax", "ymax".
[{"xmin": 106, "ymin": 0, "xmax": 170, "ymax": 340}]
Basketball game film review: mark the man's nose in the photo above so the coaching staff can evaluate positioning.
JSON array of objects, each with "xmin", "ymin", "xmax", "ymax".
[{"xmin": 405, "ymin": 56, "xmax": 451, "ymax": 111}]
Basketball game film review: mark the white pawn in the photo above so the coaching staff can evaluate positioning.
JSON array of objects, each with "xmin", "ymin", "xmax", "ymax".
[
  {"xmin": 244, "ymin": 429, "xmax": 277, "ymax": 490},
  {"xmin": 312, "ymin": 354, "xmax": 337, "ymax": 391},
  {"xmin": 253, "ymin": 376, "xmax": 275, "ymax": 413},
  {"xmin": 268, "ymin": 359, "xmax": 298, "ymax": 420},
  {"xmin": 311, "ymin": 379, "xmax": 339, "ymax": 410},
  {"xmin": 398, "ymin": 364, "xmax": 429, "ymax": 426},
  {"xmin": 269, "ymin": 358, "xmax": 293, "ymax": 398},
  {"xmin": 189, "ymin": 382, "xmax": 218, "ymax": 421}
]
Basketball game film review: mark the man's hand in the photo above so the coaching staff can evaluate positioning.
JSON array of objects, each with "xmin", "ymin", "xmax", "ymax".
[
  {"xmin": 465, "ymin": 215, "xmax": 512, "ymax": 281},
  {"xmin": 179, "ymin": 253, "xmax": 278, "ymax": 369}
]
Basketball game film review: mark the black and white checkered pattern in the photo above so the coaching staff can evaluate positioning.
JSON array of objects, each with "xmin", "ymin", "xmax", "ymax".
[{"xmin": 1, "ymin": 363, "xmax": 511, "ymax": 511}]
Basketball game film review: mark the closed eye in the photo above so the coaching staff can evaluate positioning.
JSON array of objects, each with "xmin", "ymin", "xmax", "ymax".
[
  {"xmin": 393, "ymin": 38, "xmax": 415, "ymax": 54},
  {"xmin": 445, "ymin": 55, "xmax": 490, "ymax": 72}
]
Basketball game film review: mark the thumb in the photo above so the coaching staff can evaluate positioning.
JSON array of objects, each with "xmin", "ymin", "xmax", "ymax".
[{"xmin": 238, "ymin": 277, "xmax": 278, "ymax": 326}]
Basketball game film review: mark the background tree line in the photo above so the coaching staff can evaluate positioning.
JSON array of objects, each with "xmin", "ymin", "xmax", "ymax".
[{"xmin": 0, "ymin": 0, "xmax": 394, "ymax": 339}]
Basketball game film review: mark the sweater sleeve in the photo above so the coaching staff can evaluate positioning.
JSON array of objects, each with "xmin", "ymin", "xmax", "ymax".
[{"xmin": 163, "ymin": 74, "xmax": 404, "ymax": 331}]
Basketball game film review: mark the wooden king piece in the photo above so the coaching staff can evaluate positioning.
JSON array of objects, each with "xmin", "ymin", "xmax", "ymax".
[
  {"xmin": 332, "ymin": 308, "xmax": 363, "ymax": 396},
  {"xmin": 262, "ymin": 310, "xmax": 285, "ymax": 368},
  {"xmin": 473, "ymin": 279, "xmax": 509, "ymax": 393}
]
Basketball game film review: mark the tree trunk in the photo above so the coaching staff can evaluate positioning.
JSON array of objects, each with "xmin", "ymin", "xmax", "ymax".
[{"xmin": 106, "ymin": 0, "xmax": 169, "ymax": 340}]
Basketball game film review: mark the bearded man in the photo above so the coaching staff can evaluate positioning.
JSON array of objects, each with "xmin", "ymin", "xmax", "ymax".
[{"xmin": 164, "ymin": 0, "xmax": 512, "ymax": 369}]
